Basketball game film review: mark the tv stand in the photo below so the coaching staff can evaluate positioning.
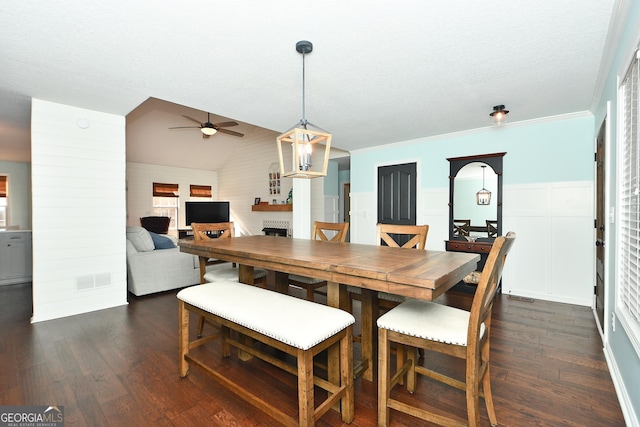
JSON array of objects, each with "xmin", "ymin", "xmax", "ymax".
[
  {"xmin": 178, "ymin": 229, "xmax": 193, "ymax": 239},
  {"xmin": 178, "ymin": 228, "xmax": 223, "ymax": 240}
]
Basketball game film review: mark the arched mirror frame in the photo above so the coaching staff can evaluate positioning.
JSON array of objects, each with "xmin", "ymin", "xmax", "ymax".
[{"xmin": 447, "ymin": 152, "xmax": 506, "ymax": 241}]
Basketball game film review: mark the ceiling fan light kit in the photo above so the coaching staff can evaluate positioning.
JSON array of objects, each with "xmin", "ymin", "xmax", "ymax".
[
  {"xmin": 201, "ymin": 126, "xmax": 217, "ymax": 136},
  {"xmin": 277, "ymin": 40, "xmax": 332, "ymax": 179},
  {"xmin": 490, "ymin": 104, "xmax": 509, "ymax": 125},
  {"xmin": 169, "ymin": 112, "xmax": 244, "ymax": 139}
]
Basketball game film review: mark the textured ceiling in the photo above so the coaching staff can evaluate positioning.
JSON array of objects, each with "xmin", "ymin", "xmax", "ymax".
[{"xmin": 0, "ymin": 1, "xmax": 617, "ymax": 169}]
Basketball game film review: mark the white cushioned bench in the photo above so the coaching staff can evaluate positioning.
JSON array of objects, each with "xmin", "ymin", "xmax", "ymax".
[{"xmin": 177, "ymin": 281, "xmax": 355, "ymax": 427}]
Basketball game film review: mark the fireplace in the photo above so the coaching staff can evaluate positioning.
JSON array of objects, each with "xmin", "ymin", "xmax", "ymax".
[
  {"xmin": 262, "ymin": 227, "xmax": 288, "ymax": 237},
  {"xmin": 262, "ymin": 220, "xmax": 290, "ymax": 237}
]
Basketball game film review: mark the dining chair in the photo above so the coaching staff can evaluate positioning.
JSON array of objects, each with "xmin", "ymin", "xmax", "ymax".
[
  {"xmin": 192, "ymin": 222, "xmax": 267, "ymax": 336},
  {"xmin": 486, "ymin": 219, "xmax": 498, "ymax": 238},
  {"xmin": 287, "ymin": 221, "xmax": 349, "ymax": 301},
  {"xmin": 377, "ymin": 231, "xmax": 516, "ymax": 427},
  {"xmin": 347, "ymin": 223, "xmax": 429, "ymax": 368},
  {"xmin": 348, "ymin": 223, "xmax": 429, "ymax": 310},
  {"xmin": 453, "ymin": 219, "xmax": 471, "ymax": 237},
  {"xmin": 191, "ymin": 222, "xmax": 267, "ymax": 286}
]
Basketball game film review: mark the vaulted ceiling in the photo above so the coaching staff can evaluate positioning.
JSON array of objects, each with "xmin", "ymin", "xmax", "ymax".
[{"xmin": 0, "ymin": 1, "xmax": 617, "ymax": 169}]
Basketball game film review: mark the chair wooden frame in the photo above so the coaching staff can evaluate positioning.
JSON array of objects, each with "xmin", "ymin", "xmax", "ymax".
[
  {"xmin": 378, "ymin": 232, "xmax": 516, "ymax": 427},
  {"xmin": 191, "ymin": 222, "xmax": 236, "ymax": 284},
  {"xmin": 453, "ymin": 219, "xmax": 471, "ymax": 237},
  {"xmin": 376, "ymin": 223, "xmax": 428, "ymax": 250},
  {"xmin": 288, "ymin": 221, "xmax": 349, "ymax": 301},
  {"xmin": 349, "ymin": 223, "xmax": 429, "ymax": 310},
  {"xmin": 192, "ymin": 222, "xmax": 267, "ymax": 337},
  {"xmin": 486, "ymin": 219, "xmax": 498, "ymax": 238},
  {"xmin": 348, "ymin": 223, "xmax": 430, "ymax": 377}
]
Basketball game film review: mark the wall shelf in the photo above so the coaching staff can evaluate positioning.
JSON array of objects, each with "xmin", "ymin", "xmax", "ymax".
[{"xmin": 251, "ymin": 204, "xmax": 292, "ymax": 212}]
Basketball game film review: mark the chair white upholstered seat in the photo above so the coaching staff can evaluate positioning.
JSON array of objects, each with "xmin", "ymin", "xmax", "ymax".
[
  {"xmin": 377, "ymin": 299, "xmax": 485, "ymax": 347},
  {"xmin": 347, "ymin": 285, "xmax": 406, "ymax": 303},
  {"xmin": 288, "ymin": 273, "xmax": 323, "ymax": 285},
  {"xmin": 203, "ymin": 262, "xmax": 268, "ymax": 283}
]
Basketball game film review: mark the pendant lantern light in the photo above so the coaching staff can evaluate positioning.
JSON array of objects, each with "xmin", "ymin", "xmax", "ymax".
[
  {"xmin": 277, "ymin": 41, "xmax": 332, "ymax": 178},
  {"xmin": 476, "ymin": 165, "xmax": 492, "ymax": 205}
]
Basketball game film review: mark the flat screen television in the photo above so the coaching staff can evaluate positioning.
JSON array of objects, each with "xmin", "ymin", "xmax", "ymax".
[{"xmin": 185, "ymin": 201, "xmax": 230, "ymax": 225}]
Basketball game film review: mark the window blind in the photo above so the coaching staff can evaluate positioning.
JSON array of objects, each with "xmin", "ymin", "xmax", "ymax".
[
  {"xmin": 0, "ymin": 176, "xmax": 6, "ymax": 197},
  {"xmin": 190, "ymin": 184, "xmax": 212, "ymax": 198},
  {"xmin": 153, "ymin": 182, "xmax": 178, "ymax": 197},
  {"xmin": 619, "ymin": 47, "xmax": 640, "ymax": 327}
]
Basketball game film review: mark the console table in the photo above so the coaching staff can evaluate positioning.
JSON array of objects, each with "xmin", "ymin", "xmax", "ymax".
[{"xmin": 445, "ymin": 239, "xmax": 501, "ymax": 293}]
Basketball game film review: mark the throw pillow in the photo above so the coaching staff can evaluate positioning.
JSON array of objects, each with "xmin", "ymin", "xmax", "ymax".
[
  {"xmin": 126, "ymin": 226, "xmax": 155, "ymax": 252},
  {"xmin": 149, "ymin": 231, "xmax": 176, "ymax": 249}
]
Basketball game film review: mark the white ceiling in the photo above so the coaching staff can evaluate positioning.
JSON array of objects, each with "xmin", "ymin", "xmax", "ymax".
[{"xmin": 0, "ymin": 1, "xmax": 617, "ymax": 169}]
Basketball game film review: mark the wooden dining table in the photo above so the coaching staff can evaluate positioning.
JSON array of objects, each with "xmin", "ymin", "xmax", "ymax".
[{"xmin": 179, "ymin": 235, "xmax": 479, "ymax": 382}]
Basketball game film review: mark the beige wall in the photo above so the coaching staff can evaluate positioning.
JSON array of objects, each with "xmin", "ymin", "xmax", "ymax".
[{"xmin": 126, "ymin": 162, "xmax": 218, "ymax": 233}]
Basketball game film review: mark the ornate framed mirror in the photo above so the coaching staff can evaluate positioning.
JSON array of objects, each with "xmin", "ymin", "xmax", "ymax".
[{"xmin": 447, "ymin": 152, "xmax": 506, "ymax": 242}]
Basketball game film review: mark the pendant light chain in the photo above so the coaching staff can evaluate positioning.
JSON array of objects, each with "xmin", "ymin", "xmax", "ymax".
[{"xmin": 301, "ymin": 50, "xmax": 307, "ymax": 127}]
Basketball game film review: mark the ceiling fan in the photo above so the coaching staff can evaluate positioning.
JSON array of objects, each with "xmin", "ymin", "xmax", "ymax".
[{"xmin": 169, "ymin": 113, "xmax": 244, "ymax": 138}]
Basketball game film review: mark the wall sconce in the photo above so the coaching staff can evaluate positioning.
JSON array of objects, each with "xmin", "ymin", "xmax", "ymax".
[
  {"xmin": 490, "ymin": 105, "xmax": 509, "ymax": 125},
  {"xmin": 476, "ymin": 165, "xmax": 492, "ymax": 205},
  {"xmin": 276, "ymin": 40, "xmax": 332, "ymax": 179}
]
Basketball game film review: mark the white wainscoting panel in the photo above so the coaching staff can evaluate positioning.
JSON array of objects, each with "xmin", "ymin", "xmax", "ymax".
[
  {"xmin": 420, "ymin": 188, "xmax": 448, "ymax": 250},
  {"xmin": 502, "ymin": 181, "xmax": 594, "ymax": 305}
]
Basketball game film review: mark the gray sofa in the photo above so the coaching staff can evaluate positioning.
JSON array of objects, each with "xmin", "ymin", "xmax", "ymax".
[{"xmin": 126, "ymin": 226, "xmax": 201, "ymax": 296}]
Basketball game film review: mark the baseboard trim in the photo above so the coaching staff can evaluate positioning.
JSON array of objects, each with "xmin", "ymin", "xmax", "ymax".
[{"xmin": 604, "ymin": 343, "xmax": 639, "ymax": 427}]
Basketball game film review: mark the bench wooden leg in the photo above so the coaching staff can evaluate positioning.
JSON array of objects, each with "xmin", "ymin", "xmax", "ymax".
[
  {"xmin": 178, "ymin": 300, "xmax": 189, "ymax": 377},
  {"xmin": 297, "ymin": 348, "xmax": 315, "ymax": 427}
]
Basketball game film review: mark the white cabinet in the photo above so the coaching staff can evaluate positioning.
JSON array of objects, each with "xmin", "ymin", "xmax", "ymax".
[{"xmin": 0, "ymin": 231, "xmax": 32, "ymax": 285}]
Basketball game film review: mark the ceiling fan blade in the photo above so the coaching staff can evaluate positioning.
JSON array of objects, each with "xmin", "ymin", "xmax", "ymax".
[
  {"xmin": 182, "ymin": 115, "xmax": 204, "ymax": 125},
  {"xmin": 169, "ymin": 126, "xmax": 200, "ymax": 129},
  {"xmin": 214, "ymin": 121, "xmax": 239, "ymax": 128},
  {"xmin": 217, "ymin": 128, "xmax": 244, "ymax": 137}
]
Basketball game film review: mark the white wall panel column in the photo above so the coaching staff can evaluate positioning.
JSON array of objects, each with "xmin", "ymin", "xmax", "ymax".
[
  {"xmin": 31, "ymin": 99, "xmax": 127, "ymax": 322},
  {"xmin": 292, "ymin": 178, "xmax": 311, "ymax": 239}
]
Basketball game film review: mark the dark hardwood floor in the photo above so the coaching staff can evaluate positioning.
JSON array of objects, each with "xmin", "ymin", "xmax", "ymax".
[{"xmin": 0, "ymin": 282, "xmax": 625, "ymax": 426}]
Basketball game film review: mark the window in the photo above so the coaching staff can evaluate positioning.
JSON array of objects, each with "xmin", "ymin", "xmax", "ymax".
[
  {"xmin": 189, "ymin": 184, "xmax": 212, "ymax": 200},
  {"xmin": 0, "ymin": 175, "xmax": 7, "ymax": 229},
  {"xmin": 617, "ymin": 46, "xmax": 640, "ymax": 355},
  {"xmin": 152, "ymin": 182, "xmax": 178, "ymax": 231}
]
